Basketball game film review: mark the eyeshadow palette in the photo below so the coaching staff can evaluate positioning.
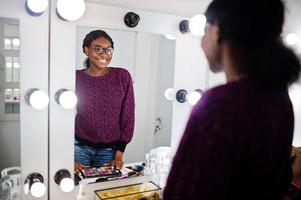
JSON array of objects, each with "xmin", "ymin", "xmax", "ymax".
[{"xmin": 81, "ymin": 166, "xmax": 122, "ymax": 179}]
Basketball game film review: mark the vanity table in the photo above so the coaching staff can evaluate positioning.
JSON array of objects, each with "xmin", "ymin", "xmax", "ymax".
[
  {"xmin": 77, "ymin": 162, "xmax": 165, "ymax": 200},
  {"xmin": 76, "ymin": 162, "xmax": 144, "ymax": 185}
]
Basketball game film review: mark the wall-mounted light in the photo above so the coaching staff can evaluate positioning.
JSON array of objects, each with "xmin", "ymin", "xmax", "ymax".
[
  {"xmin": 124, "ymin": 12, "xmax": 140, "ymax": 28},
  {"xmin": 13, "ymin": 62, "xmax": 20, "ymax": 68},
  {"xmin": 54, "ymin": 169, "xmax": 74, "ymax": 192},
  {"xmin": 176, "ymin": 89, "xmax": 188, "ymax": 103},
  {"xmin": 55, "ymin": 89, "xmax": 77, "ymax": 109},
  {"xmin": 164, "ymin": 88, "xmax": 176, "ymax": 101},
  {"xmin": 164, "ymin": 34, "xmax": 177, "ymax": 40},
  {"xmin": 169, "ymin": 89, "xmax": 204, "ymax": 104},
  {"xmin": 179, "ymin": 20, "xmax": 190, "ymax": 34},
  {"xmin": 189, "ymin": 15, "xmax": 206, "ymax": 36},
  {"xmin": 12, "ymin": 38, "xmax": 20, "ymax": 47},
  {"xmin": 285, "ymin": 33, "xmax": 298, "ymax": 46},
  {"xmin": 179, "ymin": 14, "xmax": 206, "ymax": 36},
  {"xmin": 25, "ymin": 88, "xmax": 49, "ymax": 110},
  {"xmin": 187, "ymin": 89, "xmax": 203, "ymax": 105},
  {"xmin": 25, "ymin": 0, "xmax": 48, "ymax": 16},
  {"xmin": 4, "ymin": 38, "xmax": 11, "ymax": 45},
  {"xmin": 23, "ymin": 173, "xmax": 46, "ymax": 198},
  {"xmin": 6, "ymin": 62, "xmax": 12, "ymax": 68},
  {"xmin": 56, "ymin": 0, "xmax": 86, "ymax": 21}
]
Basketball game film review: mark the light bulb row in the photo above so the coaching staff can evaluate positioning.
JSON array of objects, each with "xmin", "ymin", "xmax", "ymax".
[
  {"xmin": 24, "ymin": 170, "xmax": 74, "ymax": 198},
  {"xmin": 164, "ymin": 88, "xmax": 203, "ymax": 105},
  {"xmin": 4, "ymin": 38, "xmax": 20, "ymax": 46},
  {"xmin": 25, "ymin": 88, "xmax": 77, "ymax": 110},
  {"xmin": 26, "ymin": 0, "xmax": 86, "ymax": 21},
  {"xmin": 6, "ymin": 62, "xmax": 20, "ymax": 69},
  {"xmin": 179, "ymin": 14, "xmax": 207, "ymax": 36}
]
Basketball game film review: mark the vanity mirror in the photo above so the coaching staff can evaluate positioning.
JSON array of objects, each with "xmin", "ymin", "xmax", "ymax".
[
  {"xmin": 0, "ymin": 0, "xmax": 300, "ymax": 199},
  {"xmin": 0, "ymin": 17, "xmax": 20, "ymax": 173}
]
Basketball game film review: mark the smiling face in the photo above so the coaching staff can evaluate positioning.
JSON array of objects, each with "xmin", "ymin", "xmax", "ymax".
[{"xmin": 84, "ymin": 37, "xmax": 113, "ymax": 70}]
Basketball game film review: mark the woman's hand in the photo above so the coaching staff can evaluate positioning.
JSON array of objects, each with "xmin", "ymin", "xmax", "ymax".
[{"xmin": 110, "ymin": 150, "xmax": 124, "ymax": 169}]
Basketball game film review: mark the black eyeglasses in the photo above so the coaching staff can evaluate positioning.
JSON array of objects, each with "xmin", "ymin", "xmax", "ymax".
[{"xmin": 92, "ymin": 46, "xmax": 114, "ymax": 55}]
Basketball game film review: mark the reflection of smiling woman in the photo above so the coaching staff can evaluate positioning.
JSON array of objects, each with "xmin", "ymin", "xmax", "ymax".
[{"xmin": 75, "ymin": 30, "xmax": 135, "ymax": 169}]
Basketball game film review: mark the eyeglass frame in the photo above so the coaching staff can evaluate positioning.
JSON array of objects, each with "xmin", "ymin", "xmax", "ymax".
[{"xmin": 92, "ymin": 45, "xmax": 114, "ymax": 55}]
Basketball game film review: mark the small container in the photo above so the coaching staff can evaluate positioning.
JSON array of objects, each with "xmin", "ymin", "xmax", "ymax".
[
  {"xmin": 94, "ymin": 181, "xmax": 161, "ymax": 200},
  {"xmin": 77, "ymin": 184, "xmax": 88, "ymax": 200}
]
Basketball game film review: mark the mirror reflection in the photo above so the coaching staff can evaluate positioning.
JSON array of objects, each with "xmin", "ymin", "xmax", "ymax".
[
  {"xmin": 0, "ymin": 17, "xmax": 20, "ymax": 172},
  {"xmin": 75, "ymin": 29, "xmax": 135, "ymax": 170},
  {"xmin": 0, "ymin": 17, "xmax": 22, "ymax": 198},
  {"xmin": 74, "ymin": 26, "xmax": 175, "ymax": 181}
]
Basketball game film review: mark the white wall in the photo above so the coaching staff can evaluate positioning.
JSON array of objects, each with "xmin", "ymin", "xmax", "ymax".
[
  {"xmin": 171, "ymin": 34, "xmax": 209, "ymax": 155},
  {"xmin": 290, "ymin": 81, "xmax": 301, "ymax": 146},
  {"xmin": 129, "ymin": 32, "xmax": 158, "ymax": 162},
  {"xmin": 125, "ymin": 33, "xmax": 175, "ymax": 163},
  {"xmin": 153, "ymin": 36, "xmax": 175, "ymax": 148}
]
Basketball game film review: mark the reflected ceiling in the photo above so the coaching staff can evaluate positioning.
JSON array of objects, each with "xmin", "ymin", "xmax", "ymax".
[{"xmin": 85, "ymin": 0, "xmax": 211, "ymax": 17}]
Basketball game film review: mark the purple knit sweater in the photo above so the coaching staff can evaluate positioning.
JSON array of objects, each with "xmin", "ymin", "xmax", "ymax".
[
  {"xmin": 163, "ymin": 78, "xmax": 293, "ymax": 200},
  {"xmin": 75, "ymin": 67, "xmax": 135, "ymax": 152}
]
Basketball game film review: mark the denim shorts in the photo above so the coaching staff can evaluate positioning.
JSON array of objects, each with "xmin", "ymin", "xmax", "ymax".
[{"xmin": 75, "ymin": 139, "xmax": 116, "ymax": 167}]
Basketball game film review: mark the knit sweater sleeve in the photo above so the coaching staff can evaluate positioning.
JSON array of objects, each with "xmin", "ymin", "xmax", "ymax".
[
  {"xmin": 116, "ymin": 69, "xmax": 135, "ymax": 152},
  {"xmin": 163, "ymin": 89, "xmax": 237, "ymax": 200}
]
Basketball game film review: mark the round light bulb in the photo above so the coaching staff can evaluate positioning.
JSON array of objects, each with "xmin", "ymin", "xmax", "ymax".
[
  {"xmin": 164, "ymin": 34, "xmax": 176, "ymax": 40},
  {"xmin": 4, "ymin": 38, "xmax": 11, "ymax": 45},
  {"xmin": 29, "ymin": 90, "xmax": 49, "ymax": 110},
  {"xmin": 187, "ymin": 91, "xmax": 201, "ymax": 105},
  {"xmin": 6, "ymin": 62, "xmax": 12, "ymax": 68},
  {"xmin": 60, "ymin": 178, "xmax": 74, "ymax": 192},
  {"xmin": 164, "ymin": 88, "xmax": 175, "ymax": 101},
  {"xmin": 56, "ymin": 0, "xmax": 86, "ymax": 21},
  {"xmin": 58, "ymin": 90, "xmax": 77, "ymax": 109},
  {"xmin": 12, "ymin": 38, "xmax": 20, "ymax": 47},
  {"xmin": 189, "ymin": 14, "xmax": 206, "ymax": 36},
  {"xmin": 285, "ymin": 33, "xmax": 298, "ymax": 45},
  {"xmin": 26, "ymin": 0, "xmax": 48, "ymax": 14},
  {"xmin": 30, "ymin": 182, "xmax": 46, "ymax": 198},
  {"xmin": 13, "ymin": 62, "xmax": 20, "ymax": 68},
  {"xmin": 23, "ymin": 182, "xmax": 30, "ymax": 195}
]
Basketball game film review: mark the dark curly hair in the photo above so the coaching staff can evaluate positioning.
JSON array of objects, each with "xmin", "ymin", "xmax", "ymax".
[
  {"xmin": 205, "ymin": 0, "xmax": 301, "ymax": 89},
  {"xmin": 82, "ymin": 30, "xmax": 114, "ymax": 68}
]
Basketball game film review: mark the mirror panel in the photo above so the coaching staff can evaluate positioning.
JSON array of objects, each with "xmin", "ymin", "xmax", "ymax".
[
  {"xmin": 75, "ymin": 26, "xmax": 175, "ymax": 165},
  {"xmin": 0, "ymin": 17, "xmax": 20, "ymax": 172}
]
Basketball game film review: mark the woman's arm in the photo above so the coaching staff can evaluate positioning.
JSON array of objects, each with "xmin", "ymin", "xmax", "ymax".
[
  {"xmin": 110, "ymin": 150, "xmax": 124, "ymax": 169},
  {"xmin": 163, "ymin": 90, "xmax": 236, "ymax": 200},
  {"xmin": 117, "ymin": 69, "xmax": 135, "ymax": 152}
]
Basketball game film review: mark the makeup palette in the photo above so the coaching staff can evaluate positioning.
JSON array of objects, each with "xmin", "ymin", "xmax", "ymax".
[{"xmin": 81, "ymin": 166, "xmax": 122, "ymax": 179}]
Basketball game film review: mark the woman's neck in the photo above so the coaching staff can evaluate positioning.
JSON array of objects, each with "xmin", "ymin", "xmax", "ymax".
[
  {"xmin": 86, "ymin": 66, "xmax": 109, "ymax": 77},
  {"xmin": 222, "ymin": 44, "xmax": 244, "ymax": 82}
]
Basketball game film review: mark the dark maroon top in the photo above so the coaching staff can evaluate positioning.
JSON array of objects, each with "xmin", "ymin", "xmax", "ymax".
[
  {"xmin": 163, "ymin": 78, "xmax": 294, "ymax": 200},
  {"xmin": 75, "ymin": 67, "xmax": 135, "ymax": 152}
]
